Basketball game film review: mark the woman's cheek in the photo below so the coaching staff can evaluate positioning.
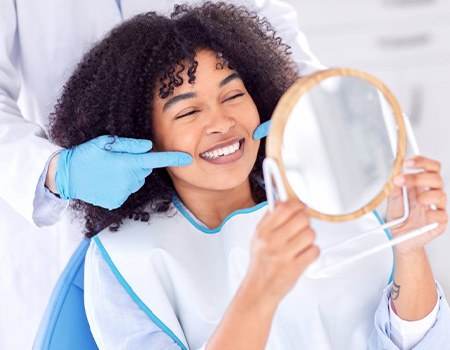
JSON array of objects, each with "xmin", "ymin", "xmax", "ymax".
[
  {"xmin": 166, "ymin": 128, "xmax": 196, "ymax": 154},
  {"xmin": 167, "ymin": 163, "xmax": 204, "ymax": 188}
]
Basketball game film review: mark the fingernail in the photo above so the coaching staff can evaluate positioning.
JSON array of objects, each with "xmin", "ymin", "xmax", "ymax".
[
  {"xmin": 404, "ymin": 159, "xmax": 415, "ymax": 168},
  {"xmin": 394, "ymin": 175, "xmax": 405, "ymax": 186}
]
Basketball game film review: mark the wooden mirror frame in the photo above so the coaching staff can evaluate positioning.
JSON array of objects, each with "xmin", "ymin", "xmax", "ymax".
[{"xmin": 266, "ymin": 68, "xmax": 407, "ymax": 222}]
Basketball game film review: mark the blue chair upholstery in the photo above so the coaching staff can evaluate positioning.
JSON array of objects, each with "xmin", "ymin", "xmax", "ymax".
[{"xmin": 33, "ymin": 239, "xmax": 98, "ymax": 350}]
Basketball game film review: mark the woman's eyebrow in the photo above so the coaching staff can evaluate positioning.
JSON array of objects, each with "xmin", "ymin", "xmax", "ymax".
[
  {"xmin": 219, "ymin": 72, "xmax": 241, "ymax": 87},
  {"xmin": 163, "ymin": 92, "xmax": 197, "ymax": 111},
  {"xmin": 162, "ymin": 73, "xmax": 240, "ymax": 111}
]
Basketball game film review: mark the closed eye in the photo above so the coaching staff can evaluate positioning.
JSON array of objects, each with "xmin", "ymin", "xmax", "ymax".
[
  {"xmin": 175, "ymin": 110, "xmax": 199, "ymax": 119},
  {"xmin": 223, "ymin": 92, "xmax": 245, "ymax": 102}
]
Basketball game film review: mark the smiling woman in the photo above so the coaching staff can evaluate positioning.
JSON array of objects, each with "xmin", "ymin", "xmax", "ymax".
[
  {"xmin": 49, "ymin": 2, "xmax": 297, "ymax": 236},
  {"xmin": 152, "ymin": 50, "xmax": 262, "ymax": 228}
]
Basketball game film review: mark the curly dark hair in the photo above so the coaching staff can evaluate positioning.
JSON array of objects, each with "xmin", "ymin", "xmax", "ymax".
[{"xmin": 48, "ymin": 2, "xmax": 299, "ymax": 237}]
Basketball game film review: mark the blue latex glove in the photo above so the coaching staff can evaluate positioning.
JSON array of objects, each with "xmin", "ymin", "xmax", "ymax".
[
  {"xmin": 253, "ymin": 120, "xmax": 271, "ymax": 140},
  {"xmin": 55, "ymin": 135, "xmax": 192, "ymax": 210}
]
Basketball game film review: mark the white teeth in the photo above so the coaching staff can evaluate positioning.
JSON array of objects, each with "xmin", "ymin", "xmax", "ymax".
[{"xmin": 201, "ymin": 141, "xmax": 240, "ymax": 160}]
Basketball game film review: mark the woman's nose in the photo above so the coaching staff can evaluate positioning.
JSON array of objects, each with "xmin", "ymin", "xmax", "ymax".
[{"xmin": 205, "ymin": 112, "xmax": 236, "ymax": 134}]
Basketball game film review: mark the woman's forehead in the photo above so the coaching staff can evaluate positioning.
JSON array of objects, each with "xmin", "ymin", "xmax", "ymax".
[
  {"xmin": 156, "ymin": 49, "xmax": 237, "ymax": 98},
  {"xmin": 191, "ymin": 50, "xmax": 234, "ymax": 77}
]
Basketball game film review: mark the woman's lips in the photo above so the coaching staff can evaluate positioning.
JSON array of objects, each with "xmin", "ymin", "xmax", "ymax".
[
  {"xmin": 200, "ymin": 139, "xmax": 245, "ymax": 165},
  {"xmin": 200, "ymin": 138, "xmax": 242, "ymax": 154}
]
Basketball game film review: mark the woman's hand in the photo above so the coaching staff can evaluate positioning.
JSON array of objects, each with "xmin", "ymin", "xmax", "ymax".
[
  {"xmin": 386, "ymin": 156, "xmax": 448, "ymax": 256},
  {"xmin": 245, "ymin": 199, "xmax": 319, "ymax": 304},
  {"xmin": 386, "ymin": 156, "xmax": 447, "ymax": 320}
]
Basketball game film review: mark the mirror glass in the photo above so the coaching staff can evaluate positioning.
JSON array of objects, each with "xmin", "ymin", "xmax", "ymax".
[{"xmin": 280, "ymin": 75, "xmax": 400, "ymax": 216}]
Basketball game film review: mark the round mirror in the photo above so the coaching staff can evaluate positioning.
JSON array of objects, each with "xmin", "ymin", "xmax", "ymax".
[{"xmin": 266, "ymin": 68, "xmax": 407, "ymax": 221}]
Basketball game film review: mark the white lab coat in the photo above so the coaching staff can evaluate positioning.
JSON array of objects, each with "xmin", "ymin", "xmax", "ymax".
[{"xmin": 0, "ymin": 1, "xmax": 324, "ymax": 348}]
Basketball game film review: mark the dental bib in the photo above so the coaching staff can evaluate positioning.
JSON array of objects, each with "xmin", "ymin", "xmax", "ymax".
[{"xmin": 94, "ymin": 199, "xmax": 393, "ymax": 350}]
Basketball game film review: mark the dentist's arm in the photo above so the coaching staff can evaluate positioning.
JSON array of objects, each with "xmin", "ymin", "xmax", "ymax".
[{"xmin": 0, "ymin": 0, "xmax": 63, "ymax": 224}]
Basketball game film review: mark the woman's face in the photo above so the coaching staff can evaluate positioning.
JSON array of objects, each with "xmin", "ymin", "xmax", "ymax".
[{"xmin": 152, "ymin": 49, "xmax": 260, "ymax": 194}]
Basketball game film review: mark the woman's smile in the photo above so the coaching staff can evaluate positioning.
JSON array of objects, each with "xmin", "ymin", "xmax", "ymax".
[{"xmin": 199, "ymin": 138, "xmax": 244, "ymax": 164}]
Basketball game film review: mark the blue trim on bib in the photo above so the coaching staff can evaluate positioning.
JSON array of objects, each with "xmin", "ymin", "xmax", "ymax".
[
  {"xmin": 172, "ymin": 195, "xmax": 268, "ymax": 234},
  {"xmin": 93, "ymin": 237, "xmax": 188, "ymax": 350},
  {"xmin": 372, "ymin": 210, "xmax": 395, "ymax": 285}
]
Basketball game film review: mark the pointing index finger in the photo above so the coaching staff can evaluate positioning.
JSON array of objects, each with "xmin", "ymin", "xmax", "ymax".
[{"xmin": 137, "ymin": 151, "xmax": 193, "ymax": 169}]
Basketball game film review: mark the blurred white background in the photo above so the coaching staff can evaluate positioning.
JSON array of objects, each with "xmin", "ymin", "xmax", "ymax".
[{"xmin": 282, "ymin": 0, "xmax": 450, "ymax": 298}]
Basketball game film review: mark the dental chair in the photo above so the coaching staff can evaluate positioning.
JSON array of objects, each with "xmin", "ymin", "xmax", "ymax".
[{"xmin": 33, "ymin": 239, "xmax": 98, "ymax": 350}]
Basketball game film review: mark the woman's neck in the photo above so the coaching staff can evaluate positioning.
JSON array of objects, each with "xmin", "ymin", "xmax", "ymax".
[{"xmin": 174, "ymin": 180, "xmax": 256, "ymax": 229}]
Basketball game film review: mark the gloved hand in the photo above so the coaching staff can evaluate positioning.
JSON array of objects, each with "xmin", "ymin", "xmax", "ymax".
[
  {"xmin": 55, "ymin": 135, "xmax": 192, "ymax": 210},
  {"xmin": 253, "ymin": 120, "xmax": 271, "ymax": 140}
]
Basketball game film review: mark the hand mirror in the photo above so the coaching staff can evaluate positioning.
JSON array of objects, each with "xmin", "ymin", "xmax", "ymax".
[{"xmin": 263, "ymin": 68, "xmax": 438, "ymax": 278}]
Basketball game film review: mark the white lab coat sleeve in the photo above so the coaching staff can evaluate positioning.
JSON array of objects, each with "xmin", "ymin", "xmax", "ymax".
[
  {"xmin": 245, "ymin": 0, "xmax": 327, "ymax": 75},
  {"xmin": 368, "ymin": 281, "xmax": 450, "ymax": 349},
  {"xmin": 33, "ymin": 150, "xmax": 69, "ymax": 226},
  {"xmin": 0, "ymin": 0, "xmax": 65, "ymax": 225},
  {"xmin": 85, "ymin": 242, "xmax": 205, "ymax": 350}
]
